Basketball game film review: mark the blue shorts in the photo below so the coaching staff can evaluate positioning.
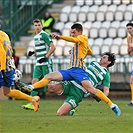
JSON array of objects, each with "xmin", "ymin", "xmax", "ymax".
[
  {"xmin": 132, "ymin": 70, "xmax": 133, "ymax": 76},
  {"xmin": 0, "ymin": 69, "xmax": 15, "ymax": 88},
  {"xmin": 59, "ymin": 67, "xmax": 90, "ymax": 84}
]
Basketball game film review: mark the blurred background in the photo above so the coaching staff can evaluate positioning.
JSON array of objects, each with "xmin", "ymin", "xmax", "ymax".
[{"xmin": 0, "ymin": 0, "xmax": 133, "ymax": 99}]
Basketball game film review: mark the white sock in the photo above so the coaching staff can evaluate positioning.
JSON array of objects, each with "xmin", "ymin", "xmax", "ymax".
[{"xmin": 110, "ymin": 103, "xmax": 116, "ymax": 108}]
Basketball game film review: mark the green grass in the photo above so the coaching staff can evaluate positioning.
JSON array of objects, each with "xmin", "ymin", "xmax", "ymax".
[{"xmin": 0, "ymin": 99, "xmax": 133, "ymax": 133}]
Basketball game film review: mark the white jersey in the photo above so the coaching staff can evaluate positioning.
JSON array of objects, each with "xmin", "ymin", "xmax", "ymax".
[{"xmin": 34, "ymin": 30, "xmax": 53, "ymax": 66}]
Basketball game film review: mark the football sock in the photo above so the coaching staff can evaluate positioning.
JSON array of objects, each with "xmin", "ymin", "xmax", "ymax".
[
  {"xmin": 95, "ymin": 90, "xmax": 112, "ymax": 107},
  {"xmin": 32, "ymin": 78, "xmax": 49, "ymax": 89},
  {"xmin": 130, "ymin": 84, "xmax": 133, "ymax": 102},
  {"xmin": 6, "ymin": 90, "xmax": 32, "ymax": 102}
]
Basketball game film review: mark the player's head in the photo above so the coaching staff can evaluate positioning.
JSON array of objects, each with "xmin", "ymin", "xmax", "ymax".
[
  {"xmin": 100, "ymin": 52, "xmax": 116, "ymax": 68},
  {"xmin": 126, "ymin": 22, "xmax": 133, "ymax": 35},
  {"xmin": 33, "ymin": 19, "xmax": 43, "ymax": 34},
  {"xmin": 103, "ymin": 52, "xmax": 116, "ymax": 68},
  {"xmin": 71, "ymin": 23, "xmax": 83, "ymax": 37},
  {"xmin": 0, "ymin": 21, "xmax": 1, "ymax": 29}
]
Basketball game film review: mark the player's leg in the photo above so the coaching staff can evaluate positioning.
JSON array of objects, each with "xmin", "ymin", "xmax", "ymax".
[
  {"xmin": 57, "ymin": 102, "xmax": 73, "ymax": 116},
  {"xmin": 22, "ymin": 66, "xmax": 48, "ymax": 110},
  {"xmin": 2, "ymin": 86, "xmax": 40, "ymax": 112},
  {"xmin": 57, "ymin": 81, "xmax": 82, "ymax": 116},
  {"xmin": 22, "ymin": 70, "xmax": 71, "ymax": 92},
  {"xmin": 82, "ymin": 80, "xmax": 121, "ymax": 116},
  {"xmin": 126, "ymin": 74, "xmax": 133, "ymax": 106},
  {"xmin": 1, "ymin": 69, "xmax": 39, "ymax": 112}
]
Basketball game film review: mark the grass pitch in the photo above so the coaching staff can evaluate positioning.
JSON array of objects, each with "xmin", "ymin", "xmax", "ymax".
[{"xmin": 0, "ymin": 99, "xmax": 133, "ymax": 133}]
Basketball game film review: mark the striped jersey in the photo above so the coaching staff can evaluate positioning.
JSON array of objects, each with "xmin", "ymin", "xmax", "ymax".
[
  {"xmin": 0, "ymin": 30, "xmax": 14, "ymax": 71},
  {"xmin": 70, "ymin": 61, "xmax": 110, "ymax": 96},
  {"xmin": 126, "ymin": 34, "xmax": 133, "ymax": 48},
  {"xmin": 60, "ymin": 35, "xmax": 92, "ymax": 69},
  {"xmin": 86, "ymin": 61, "xmax": 110, "ymax": 88},
  {"xmin": 34, "ymin": 30, "xmax": 53, "ymax": 66}
]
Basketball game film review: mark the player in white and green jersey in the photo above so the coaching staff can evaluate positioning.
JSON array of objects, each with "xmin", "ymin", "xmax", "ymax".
[
  {"xmin": 47, "ymin": 52, "xmax": 112, "ymax": 116},
  {"xmin": 22, "ymin": 19, "xmax": 56, "ymax": 110}
]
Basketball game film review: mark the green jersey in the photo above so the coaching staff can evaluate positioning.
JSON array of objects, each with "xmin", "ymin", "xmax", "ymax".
[
  {"xmin": 34, "ymin": 30, "xmax": 53, "ymax": 66},
  {"xmin": 86, "ymin": 61, "xmax": 110, "ymax": 88}
]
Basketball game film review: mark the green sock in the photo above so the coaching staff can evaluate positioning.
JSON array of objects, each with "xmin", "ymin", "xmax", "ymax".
[{"xmin": 67, "ymin": 109, "xmax": 76, "ymax": 116}]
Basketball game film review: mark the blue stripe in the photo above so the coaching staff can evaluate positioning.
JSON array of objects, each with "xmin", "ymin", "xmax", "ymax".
[
  {"xmin": 76, "ymin": 44, "xmax": 78, "ymax": 66},
  {"xmin": 4, "ymin": 40, "xmax": 7, "ymax": 46},
  {"xmin": 6, "ymin": 49, "xmax": 10, "ymax": 56},
  {"xmin": 72, "ymin": 47, "xmax": 74, "ymax": 66}
]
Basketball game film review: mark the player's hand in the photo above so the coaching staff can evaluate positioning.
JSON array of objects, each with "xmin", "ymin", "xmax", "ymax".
[
  {"xmin": 93, "ymin": 95, "xmax": 101, "ymax": 102},
  {"xmin": 28, "ymin": 51, "xmax": 35, "ymax": 56},
  {"xmin": 1, "ymin": 70, "xmax": 8, "ymax": 84},
  {"xmin": 38, "ymin": 56, "xmax": 47, "ymax": 63},
  {"xmin": 50, "ymin": 33, "xmax": 60, "ymax": 39}
]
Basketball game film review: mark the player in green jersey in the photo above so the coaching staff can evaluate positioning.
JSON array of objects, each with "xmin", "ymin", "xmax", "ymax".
[
  {"xmin": 47, "ymin": 52, "xmax": 113, "ymax": 116},
  {"xmin": 20, "ymin": 52, "xmax": 121, "ymax": 116},
  {"xmin": 22, "ymin": 19, "xmax": 56, "ymax": 110}
]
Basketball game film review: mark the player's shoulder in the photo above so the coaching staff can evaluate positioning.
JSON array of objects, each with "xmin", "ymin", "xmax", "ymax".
[
  {"xmin": 41, "ymin": 30, "xmax": 49, "ymax": 35},
  {"xmin": 126, "ymin": 34, "xmax": 132, "ymax": 39},
  {"xmin": 0, "ymin": 30, "xmax": 9, "ymax": 38},
  {"xmin": 0, "ymin": 30, "xmax": 7, "ymax": 35}
]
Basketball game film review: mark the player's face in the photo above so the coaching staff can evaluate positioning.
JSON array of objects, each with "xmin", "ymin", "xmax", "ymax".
[
  {"xmin": 99, "ymin": 55, "xmax": 110, "ymax": 67},
  {"xmin": 70, "ymin": 28, "xmax": 81, "ymax": 37},
  {"xmin": 127, "ymin": 26, "xmax": 133, "ymax": 36},
  {"xmin": 34, "ymin": 22, "xmax": 43, "ymax": 34}
]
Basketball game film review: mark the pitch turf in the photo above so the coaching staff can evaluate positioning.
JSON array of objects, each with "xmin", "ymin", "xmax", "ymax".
[{"xmin": 0, "ymin": 99, "xmax": 133, "ymax": 133}]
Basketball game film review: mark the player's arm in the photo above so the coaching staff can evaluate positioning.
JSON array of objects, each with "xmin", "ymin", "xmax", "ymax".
[
  {"xmin": 50, "ymin": 33, "xmax": 80, "ymax": 43},
  {"xmin": 43, "ymin": 34, "xmax": 56, "ymax": 57},
  {"xmin": 0, "ymin": 42, "xmax": 6, "ymax": 71},
  {"xmin": 127, "ymin": 37, "xmax": 133, "ymax": 55},
  {"xmin": 93, "ymin": 86, "xmax": 109, "ymax": 102},
  {"xmin": 39, "ymin": 34, "xmax": 56, "ymax": 63},
  {"xmin": 103, "ymin": 86, "xmax": 109, "ymax": 96},
  {"xmin": 87, "ymin": 47, "xmax": 93, "ymax": 55},
  {"xmin": 60, "ymin": 36, "xmax": 80, "ymax": 43},
  {"xmin": 93, "ymin": 73, "xmax": 110, "ymax": 102},
  {"xmin": 45, "ymin": 42, "xmax": 56, "ymax": 58}
]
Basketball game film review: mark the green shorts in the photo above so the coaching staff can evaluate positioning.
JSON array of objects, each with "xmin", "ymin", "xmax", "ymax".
[
  {"xmin": 61, "ymin": 81, "xmax": 86, "ymax": 109},
  {"xmin": 33, "ymin": 65, "xmax": 53, "ymax": 79},
  {"xmin": 33, "ymin": 65, "xmax": 53, "ymax": 91}
]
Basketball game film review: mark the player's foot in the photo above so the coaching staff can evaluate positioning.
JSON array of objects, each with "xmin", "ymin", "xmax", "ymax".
[
  {"xmin": 15, "ymin": 81, "xmax": 28, "ymax": 92},
  {"xmin": 22, "ymin": 85, "xmax": 34, "ymax": 93},
  {"xmin": 31, "ymin": 96, "xmax": 40, "ymax": 112},
  {"xmin": 22, "ymin": 103, "xmax": 34, "ymax": 110},
  {"xmin": 67, "ymin": 109, "xmax": 76, "ymax": 116},
  {"xmin": 126, "ymin": 102, "xmax": 133, "ymax": 106},
  {"xmin": 111, "ymin": 104, "xmax": 121, "ymax": 116}
]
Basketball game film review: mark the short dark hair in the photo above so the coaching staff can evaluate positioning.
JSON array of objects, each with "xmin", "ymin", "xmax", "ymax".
[
  {"xmin": 103, "ymin": 52, "xmax": 116, "ymax": 68},
  {"xmin": 126, "ymin": 22, "xmax": 133, "ymax": 27},
  {"xmin": 33, "ymin": 19, "xmax": 42, "ymax": 24},
  {"xmin": 71, "ymin": 23, "xmax": 83, "ymax": 32}
]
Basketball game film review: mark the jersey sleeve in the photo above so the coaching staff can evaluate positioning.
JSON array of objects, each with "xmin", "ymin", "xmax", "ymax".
[
  {"xmin": 42, "ymin": 33, "xmax": 53, "ymax": 46},
  {"xmin": 60, "ymin": 35, "xmax": 80, "ymax": 43}
]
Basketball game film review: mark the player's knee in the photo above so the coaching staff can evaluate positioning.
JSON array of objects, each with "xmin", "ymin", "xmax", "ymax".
[
  {"xmin": 32, "ymin": 79, "xmax": 39, "ymax": 84},
  {"xmin": 3, "ymin": 92, "xmax": 9, "ymax": 97},
  {"xmin": 56, "ymin": 110, "xmax": 65, "ymax": 116}
]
